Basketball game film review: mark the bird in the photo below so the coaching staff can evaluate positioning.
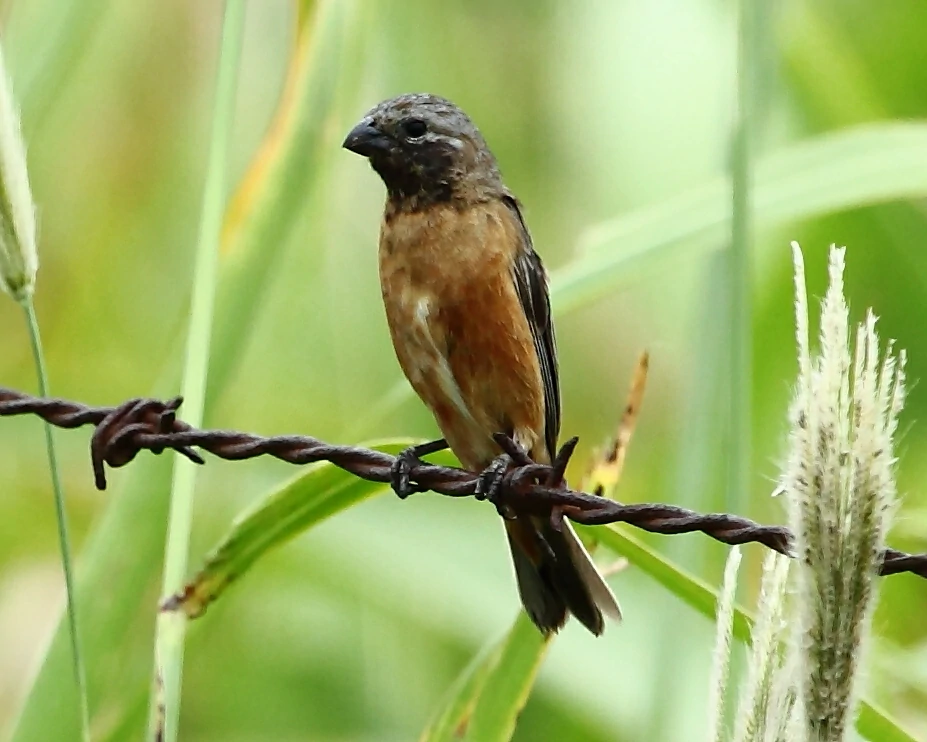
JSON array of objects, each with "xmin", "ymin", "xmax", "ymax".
[{"xmin": 342, "ymin": 93, "xmax": 621, "ymax": 636}]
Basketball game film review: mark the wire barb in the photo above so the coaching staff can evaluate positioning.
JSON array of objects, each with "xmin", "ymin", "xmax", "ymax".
[{"xmin": 1, "ymin": 385, "xmax": 925, "ymax": 580}]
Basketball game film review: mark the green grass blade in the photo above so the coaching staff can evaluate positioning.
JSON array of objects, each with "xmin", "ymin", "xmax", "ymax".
[
  {"xmin": 206, "ymin": 0, "xmax": 365, "ymax": 407},
  {"xmin": 462, "ymin": 614, "xmax": 549, "ymax": 742},
  {"xmin": 726, "ymin": 2, "xmax": 758, "ymax": 719},
  {"xmin": 419, "ymin": 636, "xmax": 506, "ymax": 742},
  {"xmin": 165, "ymin": 441, "xmax": 427, "ymax": 618},
  {"xmin": 21, "ymin": 298, "xmax": 90, "ymax": 742},
  {"xmin": 11, "ymin": 4, "xmax": 365, "ymax": 740},
  {"xmin": 552, "ymin": 123, "xmax": 927, "ymax": 315},
  {"xmin": 585, "ymin": 524, "xmax": 919, "ymax": 742},
  {"xmin": 18, "ymin": 0, "xmax": 108, "ymax": 129},
  {"xmin": 728, "ymin": 0, "xmax": 755, "ymax": 519},
  {"xmin": 582, "ymin": 525, "xmax": 754, "ymax": 643},
  {"xmin": 420, "ymin": 612, "xmax": 547, "ymax": 742},
  {"xmin": 168, "ymin": 438, "xmax": 546, "ymax": 742},
  {"xmin": 148, "ymin": 3, "xmax": 245, "ymax": 740}
]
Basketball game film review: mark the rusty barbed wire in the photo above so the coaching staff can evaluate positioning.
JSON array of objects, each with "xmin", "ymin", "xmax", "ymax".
[{"xmin": 1, "ymin": 386, "xmax": 925, "ymax": 579}]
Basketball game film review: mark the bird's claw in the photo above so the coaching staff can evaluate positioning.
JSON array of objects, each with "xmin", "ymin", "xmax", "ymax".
[
  {"xmin": 389, "ymin": 438, "xmax": 448, "ymax": 499},
  {"xmin": 475, "ymin": 453, "xmax": 516, "ymax": 519},
  {"xmin": 390, "ymin": 447, "xmax": 423, "ymax": 499}
]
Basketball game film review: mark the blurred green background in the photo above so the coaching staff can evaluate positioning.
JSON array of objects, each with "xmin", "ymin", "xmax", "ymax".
[{"xmin": 1, "ymin": 0, "xmax": 926, "ymax": 740}]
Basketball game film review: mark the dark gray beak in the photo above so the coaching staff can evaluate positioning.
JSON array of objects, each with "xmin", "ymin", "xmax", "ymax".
[{"xmin": 342, "ymin": 117, "xmax": 390, "ymax": 157}]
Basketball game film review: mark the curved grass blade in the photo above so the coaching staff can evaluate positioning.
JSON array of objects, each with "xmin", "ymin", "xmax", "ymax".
[
  {"xmin": 553, "ymin": 122, "xmax": 927, "ymax": 315},
  {"xmin": 207, "ymin": 0, "xmax": 367, "ymax": 407},
  {"xmin": 462, "ymin": 614, "xmax": 549, "ymax": 742},
  {"xmin": 218, "ymin": 3, "xmax": 315, "ymax": 250},
  {"xmin": 420, "ymin": 613, "xmax": 548, "ymax": 742},
  {"xmin": 166, "ymin": 441, "xmax": 454, "ymax": 618},
  {"xmin": 419, "ymin": 637, "xmax": 505, "ymax": 742},
  {"xmin": 173, "ymin": 435, "xmax": 547, "ymax": 742},
  {"xmin": 586, "ymin": 523, "xmax": 919, "ymax": 742}
]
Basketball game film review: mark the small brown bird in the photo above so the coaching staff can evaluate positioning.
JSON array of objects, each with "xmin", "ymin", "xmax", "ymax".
[{"xmin": 343, "ymin": 93, "xmax": 621, "ymax": 635}]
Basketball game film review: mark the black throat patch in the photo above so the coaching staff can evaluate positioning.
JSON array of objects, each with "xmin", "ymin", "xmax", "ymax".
[{"xmin": 371, "ymin": 143, "xmax": 458, "ymax": 214}]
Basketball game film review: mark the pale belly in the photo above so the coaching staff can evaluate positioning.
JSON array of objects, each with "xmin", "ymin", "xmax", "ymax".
[{"xmin": 386, "ymin": 290, "xmax": 542, "ymax": 471}]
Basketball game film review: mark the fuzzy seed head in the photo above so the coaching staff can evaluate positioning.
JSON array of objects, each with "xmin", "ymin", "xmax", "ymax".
[
  {"xmin": 708, "ymin": 546, "xmax": 743, "ymax": 742},
  {"xmin": 783, "ymin": 243, "xmax": 903, "ymax": 742},
  {"xmin": 732, "ymin": 552, "xmax": 792, "ymax": 742},
  {"xmin": 0, "ymin": 42, "xmax": 36, "ymax": 302}
]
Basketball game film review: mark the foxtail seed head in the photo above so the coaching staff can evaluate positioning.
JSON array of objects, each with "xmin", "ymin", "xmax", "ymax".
[
  {"xmin": 784, "ymin": 243, "xmax": 904, "ymax": 742},
  {"xmin": 0, "ymin": 42, "xmax": 36, "ymax": 302}
]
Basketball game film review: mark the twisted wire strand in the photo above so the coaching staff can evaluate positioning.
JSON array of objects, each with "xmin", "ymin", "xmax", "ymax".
[{"xmin": 1, "ymin": 386, "xmax": 924, "ymax": 579}]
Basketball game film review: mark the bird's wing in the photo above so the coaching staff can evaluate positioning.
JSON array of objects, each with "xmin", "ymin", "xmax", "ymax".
[{"xmin": 503, "ymin": 193, "xmax": 561, "ymax": 460}]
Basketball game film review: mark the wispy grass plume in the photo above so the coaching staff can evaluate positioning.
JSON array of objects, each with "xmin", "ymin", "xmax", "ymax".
[
  {"xmin": 731, "ymin": 552, "xmax": 792, "ymax": 742},
  {"xmin": 784, "ymin": 242, "xmax": 904, "ymax": 742},
  {"xmin": 708, "ymin": 244, "xmax": 906, "ymax": 742},
  {"xmin": 708, "ymin": 546, "xmax": 743, "ymax": 742}
]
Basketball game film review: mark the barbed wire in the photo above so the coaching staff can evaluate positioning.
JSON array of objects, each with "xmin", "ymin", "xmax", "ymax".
[{"xmin": 1, "ymin": 386, "xmax": 924, "ymax": 579}]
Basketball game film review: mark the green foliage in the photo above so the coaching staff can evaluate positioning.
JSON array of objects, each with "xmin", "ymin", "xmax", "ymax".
[
  {"xmin": 1, "ymin": 2, "xmax": 926, "ymax": 741},
  {"xmin": 171, "ymin": 442, "xmax": 449, "ymax": 618},
  {"xmin": 457, "ymin": 615, "xmax": 549, "ymax": 742},
  {"xmin": 418, "ymin": 614, "xmax": 548, "ymax": 742},
  {"xmin": 150, "ymin": 4, "xmax": 246, "ymax": 740},
  {"xmin": 21, "ymin": 302, "xmax": 89, "ymax": 742},
  {"xmin": 420, "ymin": 629, "xmax": 510, "ymax": 742},
  {"xmin": 9, "ymin": 2, "xmax": 365, "ymax": 740},
  {"xmin": 553, "ymin": 123, "xmax": 927, "ymax": 315},
  {"xmin": 590, "ymin": 526, "xmax": 918, "ymax": 742}
]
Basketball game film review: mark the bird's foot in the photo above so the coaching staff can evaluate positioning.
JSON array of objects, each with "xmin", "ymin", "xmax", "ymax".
[
  {"xmin": 475, "ymin": 453, "xmax": 516, "ymax": 518},
  {"xmin": 390, "ymin": 438, "xmax": 447, "ymax": 499}
]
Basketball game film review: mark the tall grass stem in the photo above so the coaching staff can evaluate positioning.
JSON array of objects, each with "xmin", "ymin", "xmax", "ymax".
[
  {"xmin": 22, "ymin": 298, "xmax": 91, "ymax": 742},
  {"xmin": 729, "ymin": 0, "xmax": 755, "ymax": 520},
  {"xmin": 147, "ymin": 3, "xmax": 246, "ymax": 740}
]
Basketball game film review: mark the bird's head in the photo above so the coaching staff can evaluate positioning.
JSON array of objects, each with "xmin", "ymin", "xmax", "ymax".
[{"xmin": 343, "ymin": 93, "xmax": 503, "ymax": 210}]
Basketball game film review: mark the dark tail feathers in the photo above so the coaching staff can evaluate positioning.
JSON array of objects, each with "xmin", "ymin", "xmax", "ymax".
[{"xmin": 505, "ymin": 516, "xmax": 621, "ymax": 636}]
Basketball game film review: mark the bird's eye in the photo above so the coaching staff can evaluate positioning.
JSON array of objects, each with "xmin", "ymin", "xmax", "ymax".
[{"xmin": 402, "ymin": 118, "xmax": 427, "ymax": 139}]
